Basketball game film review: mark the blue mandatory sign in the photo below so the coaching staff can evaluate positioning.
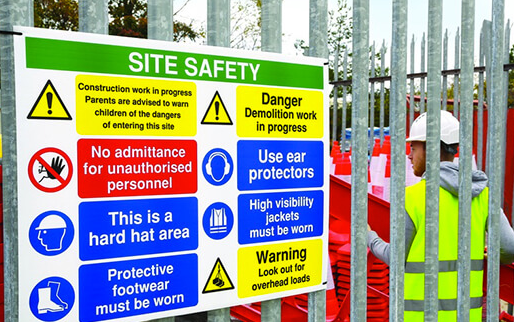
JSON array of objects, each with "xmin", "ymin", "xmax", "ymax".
[
  {"xmin": 202, "ymin": 148, "xmax": 233, "ymax": 186},
  {"xmin": 237, "ymin": 140, "xmax": 324, "ymax": 191},
  {"xmin": 29, "ymin": 276, "xmax": 75, "ymax": 321},
  {"xmin": 79, "ymin": 254, "xmax": 198, "ymax": 322},
  {"xmin": 29, "ymin": 211, "xmax": 74, "ymax": 256},
  {"xmin": 79, "ymin": 197, "xmax": 198, "ymax": 261},
  {"xmin": 202, "ymin": 202, "xmax": 234, "ymax": 240},
  {"xmin": 238, "ymin": 190, "xmax": 324, "ymax": 244}
]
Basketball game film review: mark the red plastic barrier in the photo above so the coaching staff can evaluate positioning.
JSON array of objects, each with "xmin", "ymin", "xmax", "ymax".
[
  {"xmin": 499, "ymin": 264, "xmax": 514, "ymax": 305},
  {"xmin": 230, "ymin": 304, "xmax": 262, "ymax": 322},
  {"xmin": 329, "ymin": 176, "xmax": 390, "ymax": 242}
]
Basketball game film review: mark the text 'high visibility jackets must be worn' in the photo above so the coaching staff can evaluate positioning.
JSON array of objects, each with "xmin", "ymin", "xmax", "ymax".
[{"xmin": 404, "ymin": 180, "xmax": 488, "ymax": 321}]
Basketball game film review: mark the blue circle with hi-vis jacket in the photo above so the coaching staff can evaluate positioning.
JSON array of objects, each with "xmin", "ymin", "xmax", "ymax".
[
  {"xmin": 202, "ymin": 148, "xmax": 233, "ymax": 186},
  {"xmin": 202, "ymin": 202, "xmax": 234, "ymax": 240}
]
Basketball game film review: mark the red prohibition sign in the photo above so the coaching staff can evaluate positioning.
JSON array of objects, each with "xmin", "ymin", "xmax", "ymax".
[{"xmin": 28, "ymin": 147, "xmax": 73, "ymax": 192}]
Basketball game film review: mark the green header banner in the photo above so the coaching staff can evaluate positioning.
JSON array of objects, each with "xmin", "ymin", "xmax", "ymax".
[{"xmin": 25, "ymin": 37, "xmax": 323, "ymax": 90}]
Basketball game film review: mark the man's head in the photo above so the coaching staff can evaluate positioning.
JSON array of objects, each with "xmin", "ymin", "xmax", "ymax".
[{"xmin": 406, "ymin": 110, "xmax": 460, "ymax": 176}]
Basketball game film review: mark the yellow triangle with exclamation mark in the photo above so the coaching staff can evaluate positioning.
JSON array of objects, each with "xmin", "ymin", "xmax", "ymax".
[
  {"xmin": 27, "ymin": 80, "xmax": 72, "ymax": 120},
  {"xmin": 201, "ymin": 91, "xmax": 233, "ymax": 125}
]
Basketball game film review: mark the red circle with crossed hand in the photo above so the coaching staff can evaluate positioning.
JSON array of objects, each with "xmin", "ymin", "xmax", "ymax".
[{"xmin": 28, "ymin": 147, "xmax": 73, "ymax": 192}]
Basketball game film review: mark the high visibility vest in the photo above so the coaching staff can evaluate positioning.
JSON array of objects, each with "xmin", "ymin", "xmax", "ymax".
[{"xmin": 404, "ymin": 180, "xmax": 488, "ymax": 321}]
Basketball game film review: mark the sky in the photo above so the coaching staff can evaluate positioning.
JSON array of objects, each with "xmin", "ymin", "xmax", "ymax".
[{"xmin": 173, "ymin": 0, "xmax": 514, "ymax": 69}]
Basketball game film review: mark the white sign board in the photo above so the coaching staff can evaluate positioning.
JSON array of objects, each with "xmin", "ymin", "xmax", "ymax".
[{"xmin": 13, "ymin": 26, "xmax": 329, "ymax": 322}]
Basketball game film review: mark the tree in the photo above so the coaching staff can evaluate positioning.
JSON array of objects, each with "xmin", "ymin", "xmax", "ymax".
[
  {"xmin": 328, "ymin": 0, "xmax": 353, "ymax": 69},
  {"xmin": 294, "ymin": 0, "xmax": 353, "ymax": 59},
  {"xmin": 324, "ymin": 0, "xmax": 392, "ymax": 141},
  {"xmin": 108, "ymin": 0, "xmax": 147, "ymax": 38},
  {"xmin": 230, "ymin": 0, "xmax": 261, "ymax": 50},
  {"xmin": 108, "ymin": 0, "xmax": 204, "ymax": 41},
  {"xmin": 33, "ymin": 0, "xmax": 203, "ymax": 42},
  {"xmin": 34, "ymin": 0, "xmax": 78, "ymax": 31}
]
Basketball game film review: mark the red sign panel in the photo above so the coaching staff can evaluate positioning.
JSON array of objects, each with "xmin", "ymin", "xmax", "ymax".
[{"xmin": 77, "ymin": 139, "xmax": 197, "ymax": 198}]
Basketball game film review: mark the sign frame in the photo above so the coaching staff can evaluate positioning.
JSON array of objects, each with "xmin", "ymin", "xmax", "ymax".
[{"xmin": 12, "ymin": 26, "xmax": 330, "ymax": 322}]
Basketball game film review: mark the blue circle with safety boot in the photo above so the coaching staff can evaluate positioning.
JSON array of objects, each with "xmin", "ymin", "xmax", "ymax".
[
  {"xmin": 202, "ymin": 148, "xmax": 233, "ymax": 186},
  {"xmin": 202, "ymin": 202, "xmax": 234, "ymax": 240},
  {"xmin": 29, "ymin": 276, "xmax": 75, "ymax": 321},
  {"xmin": 29, "ymin": 211, "xmax": 74, "ymax": 256}
]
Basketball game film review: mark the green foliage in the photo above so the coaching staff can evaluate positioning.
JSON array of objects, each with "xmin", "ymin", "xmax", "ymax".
[
  {"xmin": 34, "ymin": 0, "xmax": 203, "ymax": 42},
  {"xmin": 174, "ymin": 21, "xmax": 204, "ymax": 42},
  {"xmin": 327, "ymin": 0, "xmax": 393, "ymax": 142},
  {"xmin": 34, "ymin": 0, "xmax": 79, "ymax": 31},
  {"xmin": 328, "ymin": 0, "xmax": 353, "ymax": 58},
  {"xmin": 108, "ymin": 0, "xmax": 147, "ymax": 38},
  {"xmin": 231, "ymin": 0, "xmax": 261, "ymax": 49}
]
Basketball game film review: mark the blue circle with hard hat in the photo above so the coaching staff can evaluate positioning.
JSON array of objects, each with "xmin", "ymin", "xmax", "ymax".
[{"xmin": 29, "ymin": 210, "xmax": 74, "ymax": 256}]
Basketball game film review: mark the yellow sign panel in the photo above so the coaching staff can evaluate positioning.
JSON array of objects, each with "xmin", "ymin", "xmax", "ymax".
[
  {"xmin": 238, "ymin": 239, "xmax": 322, "ymax": 298},
  {"xmin": 28, "ymin": 80, "xmax": 72, "ymax": 120},
  {"xmin": 201, "ymin": 91, "xmax": 233, "ymax": 125},
  {"xmin": 202, "ymin": 258, "xmax": 235, "ymax": 293},
  {"xmin": 236, "ymin": 86, "xmax": 323, "ymax": 138},
  {"xmin": 76, "ymin": 75, "xmax": 196, "ymax": 136}
]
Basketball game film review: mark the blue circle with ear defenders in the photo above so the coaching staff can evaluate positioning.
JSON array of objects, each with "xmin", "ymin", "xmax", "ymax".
[{"xmin": 202, "ymin": 148, "xmax": 233, "ymax": 186}]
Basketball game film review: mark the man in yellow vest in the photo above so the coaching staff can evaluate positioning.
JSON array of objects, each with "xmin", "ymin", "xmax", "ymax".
[{"xmin": 367, "ymin": 110, "xmax": 514, "ymax": 321}]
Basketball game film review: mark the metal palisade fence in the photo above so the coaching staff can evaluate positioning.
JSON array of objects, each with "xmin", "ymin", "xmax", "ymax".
[
  {"xmin": 0, "ymin": 1, "xmax": 329, "ymax": 322},
  {"xmin": 331, "ymin": 1, "xmax": 513, "ymax": 322},
  {"xmin": 1, "ymin": 0, "xmax": 514, "ymax": 322}
]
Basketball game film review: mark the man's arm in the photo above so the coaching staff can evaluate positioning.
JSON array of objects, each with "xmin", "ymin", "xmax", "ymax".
[
  {"xmin": 499, "ymin": 210, "xmax": 514, "ymax": 264},
  {"xmin": 367, "ymin": 212, "xmax": 416, "ymax": 266}
]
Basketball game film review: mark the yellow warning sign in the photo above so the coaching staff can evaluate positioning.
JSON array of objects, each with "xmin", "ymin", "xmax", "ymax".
[
  {"xmin": 27, "ymin": 80, "xmax": 72, "ymax": 120},
  {"xmin": 75, "ymin": 75, "xmax": 196, "ymax": 136},
  {"xmin": 238, "ymin": 239, "xmax": 322, "ymax": 298},
  {"xmin": 202, "ymin": 258, "xmax": 235, "ymax": 293},
  {"xmin": 236, "ymin": 86, "xmax": 323, "ymax": 138},
  {"xmin": 201, "ymin": 91, "xmax": 233, "ymax": 125}
]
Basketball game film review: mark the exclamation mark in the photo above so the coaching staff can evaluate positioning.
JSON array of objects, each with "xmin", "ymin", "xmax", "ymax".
[
  {"xmin": 46, "ymin": 92, "xmax": 53, "ymax": 115},
  {"xmin": 215, "ymin": 101, "xmax": 219, "ymax": 120}
]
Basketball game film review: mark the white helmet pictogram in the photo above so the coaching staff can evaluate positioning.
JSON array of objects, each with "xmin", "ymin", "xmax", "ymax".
[{"xmin": 36, "ymin": 214, "xmax": 67, "ymax": 230}]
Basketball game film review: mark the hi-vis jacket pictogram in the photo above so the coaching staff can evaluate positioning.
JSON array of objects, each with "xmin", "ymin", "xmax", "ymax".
[{"xmin": 404, "ymin": 180, "xmax": 488, "ymax": 321}]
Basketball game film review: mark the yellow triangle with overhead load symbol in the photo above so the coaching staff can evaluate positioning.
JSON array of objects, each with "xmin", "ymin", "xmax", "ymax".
[
  {"xmin": 202, "ymin": 258, "xmax": 235, "ymax": 293},
  {"xmin": 201, "ymin": 91, "xmax": 233, "ymax": 125},
  {"xmin": 27, "ymin": 80, "xmax": 72, "ymax": 120}
]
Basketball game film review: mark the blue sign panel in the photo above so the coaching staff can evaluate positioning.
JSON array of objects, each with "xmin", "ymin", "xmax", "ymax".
[
  {"xmin": 237, "ymin": 140, "xmax": 324, "ymax": 191},
  {"xmin": 238, "ymin": 190, "xmax": 323, "ymax": 244},
  {"xmin": 79, "ymin": 197, "xmax": 198, "ymax": 260},
  {"xmin": 79, "ymin": 254, "xmax": 198, "ymax": 322}
]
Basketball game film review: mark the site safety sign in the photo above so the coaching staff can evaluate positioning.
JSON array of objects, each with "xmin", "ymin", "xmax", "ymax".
[{"xmin": 13, "ymin": 26, "xmax": 329, "ymax": 322}]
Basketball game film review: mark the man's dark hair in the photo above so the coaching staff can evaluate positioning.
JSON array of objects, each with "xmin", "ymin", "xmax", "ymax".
[{"xmin": 441, "ymin": 141, "xmax": 458, "ymax": 156}]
